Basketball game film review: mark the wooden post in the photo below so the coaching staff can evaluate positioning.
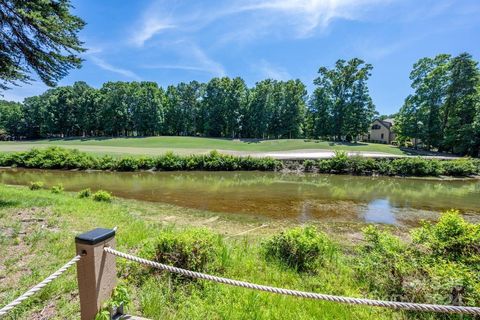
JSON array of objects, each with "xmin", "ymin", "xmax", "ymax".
[{"xmin": 75, "ymin": 228, "xmax": 117, "ymax": 320}]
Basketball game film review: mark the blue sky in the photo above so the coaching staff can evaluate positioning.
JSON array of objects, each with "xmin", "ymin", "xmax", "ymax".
[{"xmin": 4, "ymin": 0, "xmax": 480, "ymax": 115}]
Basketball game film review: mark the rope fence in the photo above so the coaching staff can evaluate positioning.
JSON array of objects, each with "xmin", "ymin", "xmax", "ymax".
[
  {"xmin": 0, "ymin": 255, "xmax": 81, "ymax": 318},
  {"xmin": 104, "ymin": 246, "xmax": 480, "ymax": 315},
  {"xmin": 3, "ymin": 227, "xmax": 480, "ymax": 319}
]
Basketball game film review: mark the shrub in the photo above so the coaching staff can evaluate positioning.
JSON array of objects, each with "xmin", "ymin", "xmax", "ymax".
[
  {"xmin": 303, "ymin": 159, "xmax": 316, "ymax": 172},
  {"xmin": 347, "ymin": 156, "xmax": 378, "ymax": 175},
  {"xmin": 29, "ymin": 181, "xmax": 44, "ymax": 190},
  {"xmin": 77, "ymin": 188, "xmax": 92, "ymax": 198},
  {"xmin": 329, "ymin": 150, "xmax": 349, "ymax": 172},
  {"xmin": 390, "ymin": 157, "xmax": 442, "ymax": 176},
  {"xmin": 140, "ymin": 228, "xmax": 226, "ymax": 279},
  {"xmin": 115, "ymin": 157, "xmax": 139, "ymax": 171},
  {"xmin": 355, "ymin": 226, "xmax": 411, "ymax": 298},
  {"xmin": 441, "ymin": 159, "xmax": 477, "ymax": 176},
  {"xmin": 155, "ymin": 152, "xmax": 185, "ymax": 171},
  {"xmin": 412, "ymin": 210, "xmax": 480, "ymax": 264},
  {"xmin": 1, "ymin": 147, "xmax": 478, "ymax": 176},
  {"xmin": 356, "ymin": 212, "xmax": 480, "ymax": 307},
  {"xmin": 92, "ymin": 190, "xmax": 113, "ymax": 202},
  {"xmin": 96, "ymin": 155, "xmax": 118, "ymax": 170},
  {"xmin": 262, "ymin": 226, "xmax": 337, "ymax": 272},
  {"xmin": 51, "ymin": 184, "xmax": 64, "ymax": 194}
]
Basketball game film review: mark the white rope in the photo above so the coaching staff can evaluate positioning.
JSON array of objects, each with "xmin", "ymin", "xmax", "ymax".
[
  {"xmin": 104, "ymin": 247, "xmax": 480, "ymax": 315},
  {"xmin": 0, "ymin": 255, "xmax": 81, "ymax": 318}
]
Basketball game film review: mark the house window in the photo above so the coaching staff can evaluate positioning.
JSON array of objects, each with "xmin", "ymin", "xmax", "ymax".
[
  {"xmin": 371, "ymin": 124, "xmax": 381, "ymax": 130},
  {"xmin": 381, "ymin": 133, "xmax": 384, "ymax": 139}
]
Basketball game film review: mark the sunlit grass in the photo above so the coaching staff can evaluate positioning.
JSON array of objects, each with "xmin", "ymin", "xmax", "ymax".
[
  {"xmin": 0, "ymin": 184, "xmax": 410, "ymax": 319},
  {"xmin": 0, "ymin": 136, "xmax": 406, "ymax": 155}
]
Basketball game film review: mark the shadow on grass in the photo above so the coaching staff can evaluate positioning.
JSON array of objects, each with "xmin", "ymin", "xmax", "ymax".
[{"xmin": 0, "ymin": 199, "xmax": 20, "ymax": 208}]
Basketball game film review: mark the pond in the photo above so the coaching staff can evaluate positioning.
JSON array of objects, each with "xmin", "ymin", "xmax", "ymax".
[{"xmin": 1, "ymin": 168, "xmax": 479, "ymax": 226}]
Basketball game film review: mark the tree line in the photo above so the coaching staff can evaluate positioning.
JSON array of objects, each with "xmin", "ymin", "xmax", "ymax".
[
  {"xmin": 0, "ymin": 58, "xmax": 376, "ymax": 141},
  {"xmin": 396, "ymin": 52, "xmax": 480, "ymax": 156},
  {"xmin": 1, "ymin": 54, "xmax": 479, "ymax": 156}
]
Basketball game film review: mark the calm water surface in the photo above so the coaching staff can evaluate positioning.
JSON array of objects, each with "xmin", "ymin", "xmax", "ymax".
[{"xmin": 1, "ymin": 168, "xmax": 479, "ymax": 226}]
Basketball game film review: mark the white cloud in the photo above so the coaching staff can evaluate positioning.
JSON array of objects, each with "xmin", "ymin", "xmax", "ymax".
[
  {"xmin": 141, "ymin": 41, "xmax": 226, "ymax": 77},
  {"xmin": 132, "ymin": 0, "xmax": 393, "ymax": 45},
  {"xmin": 236, "ymin": 0, "xmax": 390, "ymax": 36},
  {"xmin": 129, "ymin": 1, "xmax": 176, "ymax": 47},
  {"xmin": 89, "ymin": 56, "xmax": 141, "ymax": 80},
  {"xmin": 257, "ymin": 60, "xmax": 291, "ymax": 80},
  {"xmin": 187, "ymin": 44, "xmax": 226, "ymax": 77},
  {"xmin": 131, "ymin": 18, "xmax": 175, "ymax": 47}
]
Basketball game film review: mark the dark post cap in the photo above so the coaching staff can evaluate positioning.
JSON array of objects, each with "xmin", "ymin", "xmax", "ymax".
[{"xmin": 75, "ymin": 228, "xmax": 116, "ymax": 245}]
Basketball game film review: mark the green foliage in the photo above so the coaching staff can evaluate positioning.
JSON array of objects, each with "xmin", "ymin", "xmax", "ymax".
[
  {"xmin": 116, "ymin": 156, "xmax": 139, "ymax": 171},
  {"xmin": 29, "ymin": 181, "xmax": 44, "ymax": 190},
  {"xmin": 2, "ymin": 147, "xmax": 478, "ymax": 177},
  {"xmin": 441, "ymin": 159, "xmax": 477, "ymax": 176},
  {"xmin": 95, "ymin": 284, "xmax": 131, "ymax": 320},
  {"xmin": 311, "ymin": 155, "xmax": 478, "ymax": 176},
  {"xmin": 302, "ymin": 159, "xmax": 316, "ymax": 171},
  {"xmin": 77, "ymin": 188, "xmax": 92, "ymax": 198},
  {"xmin": 0, "ymin": 0, "xmax": 85, "ymax": 90},
  {"xmin": 50, "ymin": 184, "xmax": 64, "ymax": 194},
  {"xmin": 412, "ymin": 210, "xmax": 480, "ymax": 264},
  {"xmin": 357, "ymin": 211, "xmax": 480, "ymax": 308},
  {"xmin": 0, "ymin": 147, "xmax": 282, "ymax": 172},
  {"xmin": 390, "ymin": 157, "xmax": 442, "ymax": 176},
  {"xmin": 308, "ymin": 58, "xmax": 375, "ymax": 140},
  {"xmin": 92, "ymin": 190, "xmax": 112, "ymax": 202},
  {"xmin": 140, "ymin": 228, "xmax": 226, "ymax": 279},
  {"xmin": 395, "ymin": 52, "xmax": 480, "ymax": 156},
  {"xmin": 262, "ymin": 226, "xmax": 337, "ymax": 272}
]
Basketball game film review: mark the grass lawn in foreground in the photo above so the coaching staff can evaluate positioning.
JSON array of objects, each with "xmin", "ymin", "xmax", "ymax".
[
  {"xmin": 0, "ymin": 184, "xmax": 401, "ymax": 319},
  {"xmin": 0, "ymin": 136, "xmax": 407, "ymax": 156}
]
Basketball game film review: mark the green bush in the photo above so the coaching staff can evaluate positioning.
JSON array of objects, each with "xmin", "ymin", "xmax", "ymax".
[
  {"xmin": 356, "ymin": 212, "xmax": 480, "ymax": 307},
  {"xmin": 0, "ymin": 147, "xmax": 477, "ymax": 176},
  {"xmin": 29, "ymin": 181, "xmax": 44, "ymax": 190},
  {"xmin": 302, "ymin": 159, "xmax": 316, "ymax": 171},
  {"xmin": 77, "ymin": 188, "xmax": 92, "ymax": 198},
  {"xmin": 92, "ymin": 190, "xmax": 113, "ymax": 202},
  {"xmin": 116, "ymin": 157, "xmax": 139, "ymax": 171},
  {"xmin": 140, "ymin": 228, "xmax": 226, "ymax": 279},
  {"xmin": 355, "ymin": 225, "xmax": 411, "ymax": 298},
  {"xmin": 262, "ymin": 226, "xmax": 337, "ymax": 272},
  {"xmin": 95, "ymin": 155, "xmax": 118, "ymax": 170},
  {"xmin": 155, "ymin": 152, "xmax": 186, "ymax": 170},
  {"xmin": 51, "ymin": 184, "xmax": 64, "ymax": 194},
  {"xmin": 390, "ymin": 157, "xmax": 442, "ymax": 176},
  {"xmin": 0, "ymin": 147, "xmax": 282, "ymax": 172},
  {"xmin": 441, "ymin": 159, "xmax": 477, "ymax": 176},
  {"xmin": 412, "ymin": 210, "xmax": 480, "ymax": 264},
  {"xmin": 347, "ymin": 156, "xmax": 378, "ymax": 175}
]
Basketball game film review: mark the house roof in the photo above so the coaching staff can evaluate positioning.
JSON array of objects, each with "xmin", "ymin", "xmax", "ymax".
[
  {"xmin": 378, "ymin": 118, "xmax": 394, "ymax": 129},
  {"xmin": 383, "ymin": 118, "xmax": 395, "ymax": 125}
]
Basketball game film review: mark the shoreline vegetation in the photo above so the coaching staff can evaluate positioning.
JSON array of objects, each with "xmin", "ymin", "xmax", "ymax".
[
  {"xmin": 1, "ymin": 183, "xmax": 480, "ymax": 319},
  {"xmin": 0, "ymin": 147, "xmax": 479, "ymax": 177}
]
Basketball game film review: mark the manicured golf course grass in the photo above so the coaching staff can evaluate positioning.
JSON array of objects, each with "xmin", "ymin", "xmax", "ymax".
[{"xmin": 0, "ymin": 136, "xmax": 407, "ymax": 156}]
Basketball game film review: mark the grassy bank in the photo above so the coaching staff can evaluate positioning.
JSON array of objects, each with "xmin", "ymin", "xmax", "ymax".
[
  {"xmin": 0, "ymin": 147, "xmax": 478, "ymax": 177},
  {"xmin": 0, "ymin": 136, "xmax": 407, "ymax": 155},
  {"xmin": 1, "ymin": 184, "xmax": 480, "ymax": 319}
]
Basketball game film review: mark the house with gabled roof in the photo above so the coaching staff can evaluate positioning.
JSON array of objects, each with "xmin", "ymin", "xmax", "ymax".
[{"xmin": 364, "ymin": 118, "xmax": 396, "ymax": 144}]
